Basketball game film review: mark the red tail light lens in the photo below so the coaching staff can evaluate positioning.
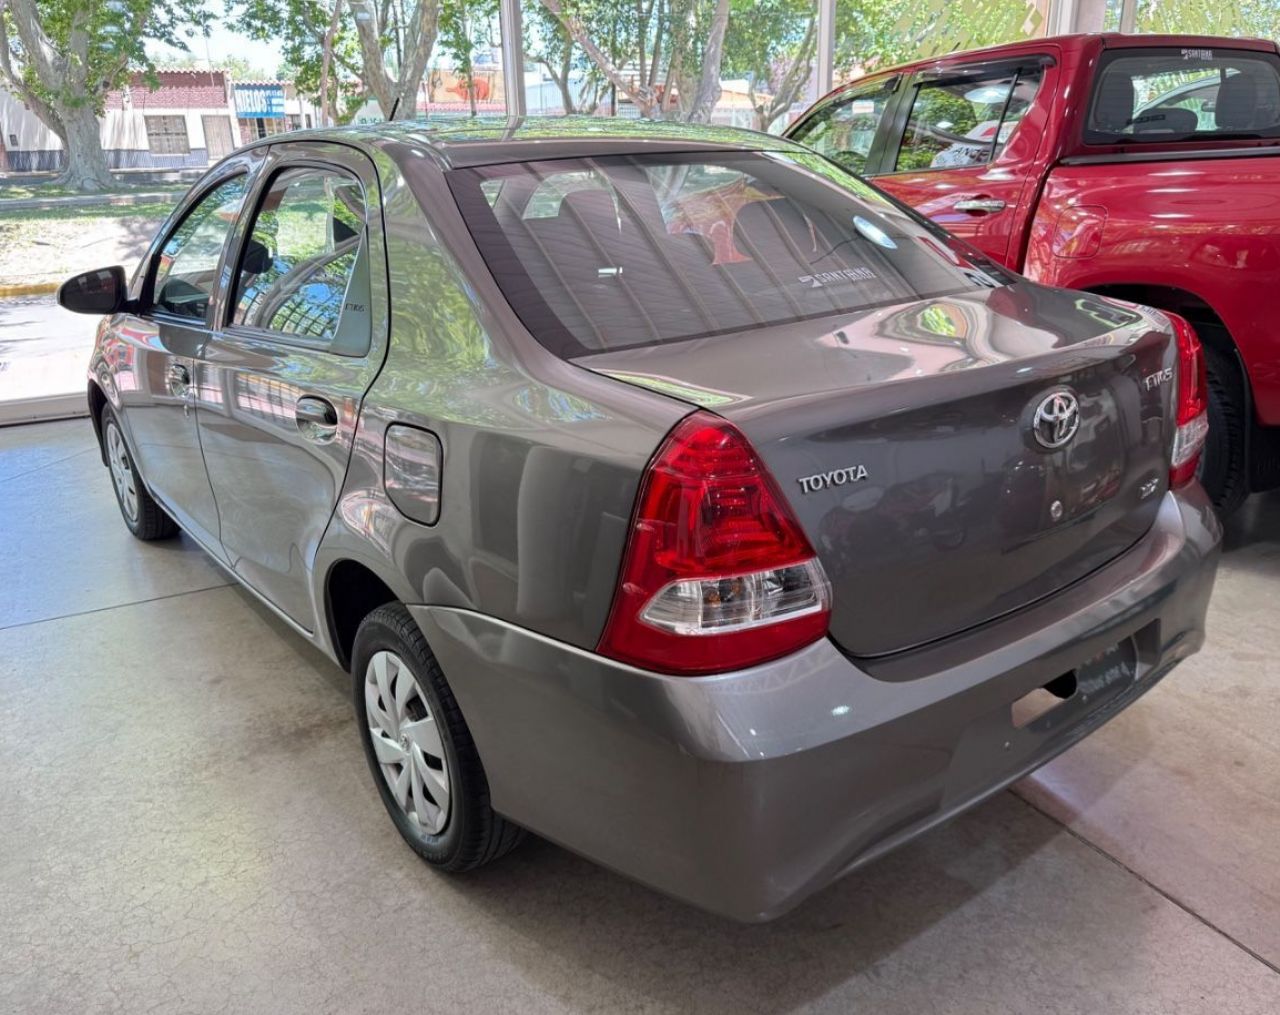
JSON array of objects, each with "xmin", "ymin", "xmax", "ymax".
[
  {"xmin": 1166, "ymin": 312, "xmax": 1209, "ymax": 489},
  {"xmin": 598, "ymin": 411, "xmax": 831, "ymax": 675}
]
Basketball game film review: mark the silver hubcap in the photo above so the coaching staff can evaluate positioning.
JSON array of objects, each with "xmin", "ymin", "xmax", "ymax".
[
  {"xmin": 365, "ymin": 651, "xmax": 451, "ymax": 835},
  {"xmin": 105, "ymin": 422, "xmax": 139, "ymax": 523}
]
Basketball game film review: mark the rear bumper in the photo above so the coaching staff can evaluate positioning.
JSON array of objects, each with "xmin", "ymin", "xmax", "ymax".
[{"xmin": 409, "ymin": 486, "xmax": 1220, "ymax": 922}]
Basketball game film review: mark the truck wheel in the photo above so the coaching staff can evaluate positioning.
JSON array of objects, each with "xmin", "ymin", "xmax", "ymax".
[{"xmin": 1198, "ymin": 341, "xmax": 1249, "ymax": 518}]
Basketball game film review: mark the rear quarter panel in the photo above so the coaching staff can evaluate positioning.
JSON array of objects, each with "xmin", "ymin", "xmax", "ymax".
[
  {"xmin": 314, "ymin": 146, "xmax": 688, "ymax": 652},
  {"xmin": 1024, "ymin": 156, "xmax": 1280, "ymax": 423}
]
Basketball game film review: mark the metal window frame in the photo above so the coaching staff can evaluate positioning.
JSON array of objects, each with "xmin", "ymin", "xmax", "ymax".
[{"xmin": 144, "ymin": 114, "xmax": 190, "ymax": 156}]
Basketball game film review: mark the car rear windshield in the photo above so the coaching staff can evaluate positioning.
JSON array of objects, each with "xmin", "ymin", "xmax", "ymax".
[
  {"xmin": 447, "ymin": 151, "xmax": 1009, "ymax": 356},
  {"xmin": 1086, "ymin": 46, "xmax": 1280, "ymax": 144}
]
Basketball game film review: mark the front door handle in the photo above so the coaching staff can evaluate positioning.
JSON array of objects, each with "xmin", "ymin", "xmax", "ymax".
[
  {"xmin": 296, "ymin": 396, "xmax": 339, "ymax": 442},
  {"xmin": 166, "ymin": 362, "xmax": 191, "ymax": 398},
  {"xmin": 954, "ymin": 197, "xmax": 1006, "ymax": 214}
]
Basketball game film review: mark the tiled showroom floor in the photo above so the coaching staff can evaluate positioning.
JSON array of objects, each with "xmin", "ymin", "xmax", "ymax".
[{"xmin": 2, "ymin": 418, "xmax": 1279, "ymax": 1014}]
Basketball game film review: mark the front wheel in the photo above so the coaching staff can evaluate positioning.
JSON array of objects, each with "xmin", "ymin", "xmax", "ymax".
[
  {"xmin": 352, "ymin": 603, "xmax": 524, "ymax": 871},
  {"xmin": 100, "ymin": 404, "xmax": 178, "ymax": 540}
]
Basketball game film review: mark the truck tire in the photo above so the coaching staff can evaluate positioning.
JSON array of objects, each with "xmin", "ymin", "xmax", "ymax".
[{"xmin": 1198, "ymin": 340, "xmax": 1249, "ymax": 518}]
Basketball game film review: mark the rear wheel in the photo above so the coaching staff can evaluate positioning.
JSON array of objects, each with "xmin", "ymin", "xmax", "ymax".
[
  {"xmin": 100, "ymin": 404, "xmax": 178, "ymax": 540},
  {"xmin": 352, "ymin": 603, "xmax": 524, "ymax": 870},
  {"xmin": 1197, "ymin": 340, "xmax": 1249, "ymax": 518}
]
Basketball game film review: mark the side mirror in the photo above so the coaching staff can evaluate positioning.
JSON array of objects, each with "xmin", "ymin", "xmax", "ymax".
[{"xmin": 57, "ymin": 266, "xmax": 130, "ymax": 315}]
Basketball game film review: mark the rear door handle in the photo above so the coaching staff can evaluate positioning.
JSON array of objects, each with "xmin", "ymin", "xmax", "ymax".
[
  {"xmin": 954, "ymin": 198, "xmax": 1006, "ymax": 214},
  {"xmin": 296, "ymin": 396, "xmax": 338, "ymax": 442}
]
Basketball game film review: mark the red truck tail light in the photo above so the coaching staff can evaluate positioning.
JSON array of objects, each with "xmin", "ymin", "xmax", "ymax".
[
  {"xmin": 1166, "ymin": 311, "xmax": 1209, "ymax": 489},
  {"xmin": 598, "ymin": 411, "xmax": 831, "ymax": 675}
]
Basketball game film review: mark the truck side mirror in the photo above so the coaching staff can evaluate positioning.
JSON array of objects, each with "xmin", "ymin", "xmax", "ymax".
[{"xmin": 57, "ymin": 266, "xmax": 130, "ymax": 315}]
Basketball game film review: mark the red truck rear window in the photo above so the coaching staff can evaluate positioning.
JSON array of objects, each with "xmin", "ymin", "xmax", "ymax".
[{"xmin": 1086, "ymin": 47, "xmax": 1280, "ymax": 144}]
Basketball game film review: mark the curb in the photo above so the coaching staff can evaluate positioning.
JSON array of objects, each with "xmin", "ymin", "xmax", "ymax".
[
  {"xmin": 0, "ymin": 281, "xmax": 59, "ymax": 298},
  {"xmin": 0, "ymin": 190, "xmax": 182, "ymax": 213}
]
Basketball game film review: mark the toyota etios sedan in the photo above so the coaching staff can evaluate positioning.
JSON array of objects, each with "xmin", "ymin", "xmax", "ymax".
[{"xmin": 59, "ymin": 119, "xmax": 1220, "ymax": 921}]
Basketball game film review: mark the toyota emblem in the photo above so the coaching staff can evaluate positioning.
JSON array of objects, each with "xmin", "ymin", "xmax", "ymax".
[{"xmin": 1032, "ymin": 391, "xmax": 1081, "ymax": 450}]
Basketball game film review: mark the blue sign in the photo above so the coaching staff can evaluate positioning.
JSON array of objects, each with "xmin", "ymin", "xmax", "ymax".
[{"xmin": 234, "ymin": 84, "xmax": 286, "ymax": 118}]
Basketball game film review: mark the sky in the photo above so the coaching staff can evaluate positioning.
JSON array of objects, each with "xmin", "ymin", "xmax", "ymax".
[{"xmin": 147, "ymin": 24, "xmax": 286, "ymax": 78}]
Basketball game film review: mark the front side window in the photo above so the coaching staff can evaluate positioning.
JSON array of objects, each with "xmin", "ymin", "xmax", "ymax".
[
  {"xmin": 151, "ymin": 175, "xmax": 248, "ymax": 321},
  {"xmin": 449, "ymin": 151, "xmax": 1010, "ymax": 357},
  {"xmin": 1087, "ymin": 48, "xmax": 1280, "ymax": 143},
  {"xmin": 230, "ymin": 166, "xmax": 371, "ymax": 355},
  {"xmin": 789, "ymin": 77, "xmax": 897, "ymax": 176},
  {"xmin": 895, "ymin": 67, "xmax": 1043, "ymax": 172}
]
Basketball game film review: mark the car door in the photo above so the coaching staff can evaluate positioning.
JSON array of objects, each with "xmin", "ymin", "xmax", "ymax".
[
  {"xmin": 192, "ymin": 141, "xmax": 389, "ymax": 630},
  {"xmin": 103, "ymin": 157, "xmax": 263, "ymax": 550},
  {"xmin": 869, "ymin": 59, "xmax": 1050, "ymax": 266}
]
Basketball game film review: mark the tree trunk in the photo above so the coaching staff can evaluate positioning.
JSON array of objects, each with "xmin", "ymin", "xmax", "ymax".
[
  {"xmin": 682, "ymin": 0, "xmax": 730, "ymax": 124},
  {"xmin": 56, "ymin": 103, "xmax": 114, "ymax": 192},
  {"xmin": 319, "ymin": 0, "xmax": 345, "ymax": 127},
  {"xmin": 555, "ymin": 51, "xmax": 576, "ymax": 113}
]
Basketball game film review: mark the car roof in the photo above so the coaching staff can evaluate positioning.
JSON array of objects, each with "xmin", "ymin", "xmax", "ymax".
[{"xmin": 239, "ymin": 116, "xmax": 806, "ymax": 169}]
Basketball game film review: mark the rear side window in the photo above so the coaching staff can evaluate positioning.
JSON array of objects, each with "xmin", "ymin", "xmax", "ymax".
[
  {"xmin": 789, "ymin": 77, "xmax": 897, "ymax": 176},
  {"xmin": 230, "ymin": 165, "xmax": 371, "ymax": 355},
  {"xmin": 1086, "ymin": 47, "xmax": 1280, "ymax": 143},
  {"xmin": 895, "ymin": 67, "xmax": 1044, "ymax": 172},
  {"xmin": 449, "ymin": 151, "xmax": 1010, "ymax": 356}
]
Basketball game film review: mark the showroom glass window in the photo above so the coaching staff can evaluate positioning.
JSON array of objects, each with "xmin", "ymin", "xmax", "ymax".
[
  {"xmin": 894, "ymin": 67, "xmax": 1044, "ymax": 172},
  {"xmin": 789, "ymin": 76, "xmax": 898, "ymax": 175},
  {"xmin": 151, "ymin": 175, "xmax": 249, "ymax": 322},
  {"xmin": 230, "ymin": 166, "xmax": 372, "ymax": 356},
  {"xmin": 1085, "ymin": 48, "xmax": 1280, "ymax": 143},
  {"xmin": 449, "ymin": 150, "xmax": 1011, "ymax": 356}
]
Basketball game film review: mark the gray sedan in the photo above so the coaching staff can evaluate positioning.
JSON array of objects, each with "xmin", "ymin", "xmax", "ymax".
[{"xmin": 58, "ymin": 118, "xmax": 1220, "ymax": 921}]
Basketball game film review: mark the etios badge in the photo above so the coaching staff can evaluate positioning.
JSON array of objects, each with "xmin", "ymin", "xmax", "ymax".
[{"xmin": 1032, "ymin": 391, "xmax": 1081, "ymax": 450}]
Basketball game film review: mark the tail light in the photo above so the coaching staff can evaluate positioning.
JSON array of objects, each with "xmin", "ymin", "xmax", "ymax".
[
  {"xmin": 1166, "ymin": 311, "xmax": 1209, "ymax": 489},
  {"xmin": 598, "ymin": 411, "xmax": 831, "ymax": 675}
]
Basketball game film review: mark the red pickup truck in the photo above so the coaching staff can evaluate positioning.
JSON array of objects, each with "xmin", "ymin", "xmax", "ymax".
[{"xmin": 787, "ymin": 33, "xmax": 1280, "ymax": 515}]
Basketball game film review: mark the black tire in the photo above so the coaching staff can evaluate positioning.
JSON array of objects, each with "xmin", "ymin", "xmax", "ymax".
[
  {"xmin": 1197, "ymin": 340, "xmax": 1250, "ymax": 518},
  {"xmin": 99, "ymin": 403, "xmax": 179, "ymax": 541},
  {"xmin": 352, "ymin": 603, "xmax": 524, "ymax": 871}
]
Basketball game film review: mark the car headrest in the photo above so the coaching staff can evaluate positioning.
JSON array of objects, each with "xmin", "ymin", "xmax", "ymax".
[
  {"xmin": 1216, "ymin": 69, "xmax": 1280, "ymax": 131},
  {"xmin": 1216, "ymin": 71, "xmax": 1259, "ymax": 130},
  {"xmin": 1133, "ymin": 106, "xmax": 1198, "ymax": 135},
  {"xmin": 733, "ymin": 197, "xmax": 816, "ymax": 259},
  {"xmin": 558, "ymin": 188, "xmax": 620, "ymax": 234},
  {"xmin": 1093, "ymin": 72, "xmax": 1135, "ymax": 133}
]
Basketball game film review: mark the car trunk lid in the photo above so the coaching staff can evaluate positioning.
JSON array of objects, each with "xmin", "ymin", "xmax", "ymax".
[{"xmin": 578, "ymin": 285, "xmax": 1179, "ymax": 657}]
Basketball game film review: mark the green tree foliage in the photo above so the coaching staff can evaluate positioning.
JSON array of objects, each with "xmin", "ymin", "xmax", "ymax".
[
  {"xmin": 156, "ymin": 50, "xmax": 273, "ymax": 81},
  {"xmin": 228, "ymin": 0, "xmax": 440, "ymax": 122},
  {"xmin": 437, "ymin": 0, "xmax": 497, "ymax": 115},
  {"xmin": 538, "ymin": 0, "xmax": 731, "ymax": 122},
  {"xmin": 0, "ymin": 0, "xmax": 206, "ymax": 190},
  {"xmin": 1134, "ymin": 0, "xmax": 1280, "ymax": 38},
  {"xmin": 721, "ymin": 0, "xmax": 814, "ymax": 131},
  {"xmin": 836, "ymin": 0, "xmax": 1040, "ymax": 72}
]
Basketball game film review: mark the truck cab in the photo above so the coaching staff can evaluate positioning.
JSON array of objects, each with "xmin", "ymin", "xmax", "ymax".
[{"xmin": 788, "ymin": 33, "xmax": 1280, "ymax": 515}]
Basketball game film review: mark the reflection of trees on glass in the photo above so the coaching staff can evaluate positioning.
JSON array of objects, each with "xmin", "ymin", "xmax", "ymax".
[
  {"xmin": 233, "ymin": 168, "xmax": 371, "ymax": 354},
  {"xmin": 153, "ymin": 176, "xmax": 249, "ymax": 320}
]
